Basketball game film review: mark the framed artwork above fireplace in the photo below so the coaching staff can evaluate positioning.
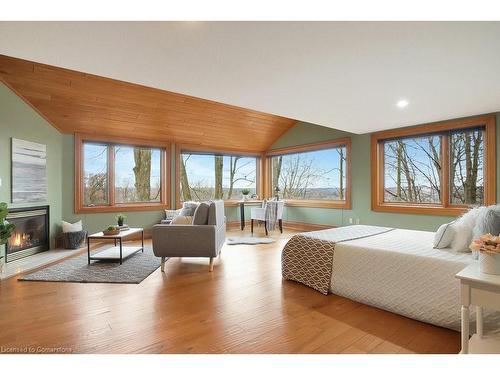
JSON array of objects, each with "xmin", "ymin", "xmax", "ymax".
[{"xmin": 11, "ymin": 138, "xmax": 47, "ymax": 203}]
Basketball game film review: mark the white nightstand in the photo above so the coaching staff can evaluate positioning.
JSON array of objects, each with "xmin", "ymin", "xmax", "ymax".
[{"xmin": 456, "ymin": 263, "xmax": 500, "ymax": 354}]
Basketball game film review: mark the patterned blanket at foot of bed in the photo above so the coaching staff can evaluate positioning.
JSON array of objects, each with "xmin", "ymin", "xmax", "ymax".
[{"xmin": 281, "ymin": 225, "xmax": 394, "ymax": 294}]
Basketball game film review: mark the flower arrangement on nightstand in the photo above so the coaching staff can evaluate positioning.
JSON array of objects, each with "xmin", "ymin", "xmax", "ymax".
[{"xmin": 470, "ymin": 234, "xmax": 500, "ymax": 275}]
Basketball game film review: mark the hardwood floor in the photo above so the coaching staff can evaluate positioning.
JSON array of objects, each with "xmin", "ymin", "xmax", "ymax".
[{"xmin": 0, "ymin": 229, "xmax": 459, "ymax": 354}]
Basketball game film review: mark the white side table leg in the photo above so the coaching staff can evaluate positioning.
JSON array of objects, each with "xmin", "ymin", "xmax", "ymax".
[
  {"xmin": 476, "ymin": 306, "xmax": 483, "ymax": 339},
  {"xmin": 461, "ymin": 305, "xmax": 470, "ymax": 353}
]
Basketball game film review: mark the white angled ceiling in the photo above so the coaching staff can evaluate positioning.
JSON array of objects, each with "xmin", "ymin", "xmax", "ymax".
[{"xmin": 1, "ymin": 21, "xmax": 500, "ymax": 134}]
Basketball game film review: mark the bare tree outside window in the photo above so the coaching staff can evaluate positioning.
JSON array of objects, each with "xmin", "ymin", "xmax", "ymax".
[
  {"xmin": 271, "ymin": 147, "xmax": 346, "ymax": 200},
  {"xmin": 83, "ymin": 143, "xmax": 162, "ymax": 206},
  {"xmin": 383, "ymin": 136, "xmax": 441, "ymax": 204},
  {"xmin": 383, "ymin": 128, "xmax": 485, "ymax": 206},
  {"xmin": 83, "ymin": 143, "xmax": 109, "ymax": 206},
  {"xmin": 114, "ymin": 146, "xmax": 162, "ymax": 203},
  {"xmin": 180, "ymin": 153, "xmax": 257, "ymax": 201},
  {"xmin": 450, "ymin": 129, "xmax": 484, "ymax": 205}
]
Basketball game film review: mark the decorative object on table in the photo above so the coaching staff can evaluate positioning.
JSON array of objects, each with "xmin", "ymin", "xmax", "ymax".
[
  {"xmin": 241, "ymin": 188, "xmax": 250, "ymax": 200},
  {"xmin": 470, "ymin": 234, "xmax": 500, "ymax": 275},
  {"xmin": 11, "ymin": 138, "xmax": 47, "ymax": 203},
  {"xmin": 274, "ymin": 186, "xmax": 281, "ymax": 201},
  {"xmin": 103, "ymin": 226, "xmax": 120, "ymax": 236},
  {"xmin": 116, "ymin": 213, "xmax": 127, "ymax": 227},
  {"xmin": 0, "ymin": 202, "xmax": 16, "ymax": 272}
]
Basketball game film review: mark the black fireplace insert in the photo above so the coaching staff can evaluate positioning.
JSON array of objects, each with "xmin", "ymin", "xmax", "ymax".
[{"xmin": 5, "ymin": 205, "xmax": 49, "ymax": 262}]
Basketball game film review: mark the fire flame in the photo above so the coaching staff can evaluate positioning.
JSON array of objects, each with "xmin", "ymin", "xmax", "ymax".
[{"xmin": 12, "ymin": 233, "xmax": 22, "ymax": 247}]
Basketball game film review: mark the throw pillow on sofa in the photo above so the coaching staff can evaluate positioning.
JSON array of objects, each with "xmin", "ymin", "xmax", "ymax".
[
  {"xmin": 179, "ymin": 201, "xmax": 199, "ymax": 217},
  {"xmin": 165, "ymin": 209, "xmax": 181, "ymax": 221},
  {"xmin": 193, "ymin": 202, "xmax": 210, "ymax": 225},
  {"xmin": 170, "ymin": 216, "xmax": 193, "ymax": 225}
]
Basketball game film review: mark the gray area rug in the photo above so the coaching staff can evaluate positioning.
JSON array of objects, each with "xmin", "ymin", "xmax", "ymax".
[
  {"xmin": 226, "ymin": 236, "xmax": 276, "ymax": 245},
  {"xmin": 19, "ymin": 247, "xmax": 161, "ymax": 284}
]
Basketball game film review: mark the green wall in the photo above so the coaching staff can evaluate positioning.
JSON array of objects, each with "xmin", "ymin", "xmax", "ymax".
[
  {"xmin": 270, "ymin": 117, "xmax": 500, "ymax": 231},
  {"xmin": 0, "ymin": 83, "xmax": 63, "ymax": 250}
]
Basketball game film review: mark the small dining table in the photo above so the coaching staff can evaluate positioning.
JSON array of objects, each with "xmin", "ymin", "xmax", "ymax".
[{"xmin": 237, "ymin": 200, "xmax": 263, "ymax": 230}]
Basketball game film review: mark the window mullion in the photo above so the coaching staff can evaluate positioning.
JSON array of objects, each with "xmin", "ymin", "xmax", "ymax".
[
  {"xmin": 378, "ymin": 142, "xmax": 385, "ymax": 205},
  {"xmin": 441, "ymin": 135, "xmax": 450, "ymax": 208},
  {"xmin": 161, "ymin": 148, "xmax": 167, "ymax": 206},
  {"xmin": 109, "ymin": 144, "xmax": 115, "ymax": 206}
]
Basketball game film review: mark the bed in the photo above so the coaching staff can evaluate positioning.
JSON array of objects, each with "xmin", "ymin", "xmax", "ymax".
[{"xmin": 282, "ymin": 225, "xmax": 499, "ymax": 331}]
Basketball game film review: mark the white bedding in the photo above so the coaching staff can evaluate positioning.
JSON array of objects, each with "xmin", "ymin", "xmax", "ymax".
[{"xmin": 331, "ymin": 228, "xmax": 499, "ymax": 331}]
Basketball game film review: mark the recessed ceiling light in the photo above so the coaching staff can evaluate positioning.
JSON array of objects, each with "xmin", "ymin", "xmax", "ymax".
[{"xmin": 396, "ymin": 99, "xmax": 409, "ymax": 108}]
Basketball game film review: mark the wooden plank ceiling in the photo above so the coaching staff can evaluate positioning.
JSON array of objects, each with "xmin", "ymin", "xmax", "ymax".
[{"xmin": 0, "ymin": 54, "xmax": 296, "ymax": 152}]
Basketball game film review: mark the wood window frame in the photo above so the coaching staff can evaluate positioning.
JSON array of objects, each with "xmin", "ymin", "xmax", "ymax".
[
  {"xmin": 175, "ymin": 144, "xmax": 263, "ymax": 209},
  {"xmin": 264, "ymin": 138, "xmax": 352, "ymax": 209},
  {"xmin": 371, "ymin": 115, "xmax": 496, "ymax": 216},
  {"xmin": 75, "ymin": 133, "xmax": 171, "ymax": 213}
]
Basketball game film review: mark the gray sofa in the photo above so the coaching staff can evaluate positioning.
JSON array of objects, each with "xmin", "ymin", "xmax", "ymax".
[{"xmin": 152, "ymin": 200, "xmax": 225, "ymax": 272}]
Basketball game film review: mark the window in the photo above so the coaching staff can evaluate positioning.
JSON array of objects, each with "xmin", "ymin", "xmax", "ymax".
[
  {"xmin": 266, "ymin": 139, "xmax": 351, "ymax": 208},
  {"xmin": 372, "ymin": 115, "xmax": 496, "ymax": 215},
  {"xmin": 114, "ymin": 146, "xmax": 162, "ymax": 203},
  {"xmin": 383, "ymin": 135, "xmax": 442, "ymax": 204},
  {"xmin": 76, "ymin": 134, "xmax": 169, "ymax": 213},
  {"xmin": 83, "ymin": 143, "xmax": 109, "ymax": 206},
  {"xmin": 450, "ymin": 128, "xmax": 485, "ymax": 205},
  {"xmin": 178, "ymin": 148, "xmax": 259, "ymax": 204}
]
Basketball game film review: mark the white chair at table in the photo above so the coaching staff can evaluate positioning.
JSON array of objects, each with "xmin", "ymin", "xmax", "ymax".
[{"xmin": 250, "ymin": 200, "xmax": 284, "ymax": 235}]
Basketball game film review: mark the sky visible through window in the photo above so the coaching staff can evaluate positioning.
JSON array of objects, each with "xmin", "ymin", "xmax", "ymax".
[
  {"xmin": 83, "ymin": 144, "xmax": 161, "ymax": 188},
  {"xmin": 182, "ymin": 154, "xmax": 256, "ymax": 189},
  {"xmin": 275, "ymin": 149, "xmax": 343, "ymax": 189},
  {"xmin": 83, "ymin": 143, "xmax": 162, "ymax": 204},
  {"xmin": 383, "ymin": 135, "xmax": 442, "ymax": 203},
  {"xmin": 382, "ymin": 129, "xmax": 485, "ymax": 205},
  {"xmin": 114, "ymin": 146, "xmax": 161, "ymax": 189},
  {"xmin": 271, "ymin": 147, "xmax": 346, "ymax": 200}
]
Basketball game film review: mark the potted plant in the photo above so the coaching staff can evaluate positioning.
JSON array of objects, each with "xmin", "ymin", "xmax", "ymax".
[
  {"xmin": 241, "ymin": 188, "xmax": 250, "ymax": 200},
  {"xmin": 0, "ymin": 202, "xmax": 16, "ymax": 272},
  {"xmin": 116, "ymin": 214, "xmax": 127, "ymax": 227},
  {"xmin": 470, "ymin": 234, "xmax": 500, "ymax": 275}
]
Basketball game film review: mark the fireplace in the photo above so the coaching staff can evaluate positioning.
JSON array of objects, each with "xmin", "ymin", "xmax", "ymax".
[{"xmin": 5, "ymin": 206, "xmax": 49, "ymax": 262}]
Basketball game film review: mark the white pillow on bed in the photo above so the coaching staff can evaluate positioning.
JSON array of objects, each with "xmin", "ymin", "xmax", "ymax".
[
  {"xmin": 450, "ymin": 207, "xmax": 487, "ymax": 252},
  {"xmin": 433, "ymin": 221, "xmax": 455, "ymax": 249}
]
